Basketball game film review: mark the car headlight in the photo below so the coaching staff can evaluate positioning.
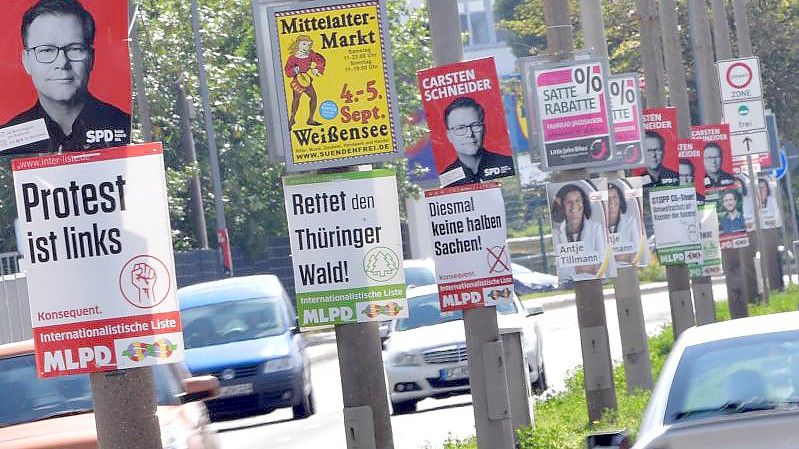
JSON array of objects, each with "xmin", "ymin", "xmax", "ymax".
[
  {"xmin": 391, "ymin": 352, "xmax": 424, "ymax": 367},
  {"xmin": 263, "ymin": 356, "xmax": 294, "ymax": 373},
  {"xmin": 161, "ymin": 423, "xmax": 189, "ymax": 449}
]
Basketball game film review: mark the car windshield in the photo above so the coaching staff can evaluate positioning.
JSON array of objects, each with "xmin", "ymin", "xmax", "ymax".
[
  {"xmin": 0, "ymin": 354, "xmax": 182, "ymax": 428},
  {"xmin": 182, "ymin": 297, "xmax": 286, "ymax": 349},
  {"xmin": 665, "ymin": 329, "xmax": 799, "ymax": 424},
  {"xmin": 404, "ymin": 265, "xmax": 436, "ymax": 288},
  {"xmin": 395, "ymin": 292, "xmax": 518, "ymax": 332}
]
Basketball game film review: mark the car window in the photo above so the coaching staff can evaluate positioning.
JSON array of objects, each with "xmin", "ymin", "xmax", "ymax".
[
  {"xmin": 182, "ymin": 297, "xmax": 286, "ymax": 349},
  {"xmin": 395, "ymin": 293, "xmax": 518, "ymax": 332},
  {"xmin": 0, "ymin": 354, "xmax": 183, "ymax": 428},
  {"xmin": 664, "ymin": 330, "xmax": 799, "ymax": 424},
  {"xmin": 404, "ymin": 266, "xmax": 437, "ymax": 288}
]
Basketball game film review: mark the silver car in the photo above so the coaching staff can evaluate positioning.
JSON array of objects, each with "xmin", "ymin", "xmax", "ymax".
[
  {"xmin": 382, "ymin": 284, "xmax": 546, "ymax": 414},
  {"xmin": 624, "ymin": 311, "xmax": 799, "ymax": 449}
]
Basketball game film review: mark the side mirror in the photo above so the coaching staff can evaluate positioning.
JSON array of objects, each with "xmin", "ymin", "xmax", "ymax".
[
  {"xmin": 180, "ymin": 375, "xmax": 220, "ymax": 403},
  {"xmin": 586, "ymin": 430, "xmax": 631, "ymax": 449},
  {"xmin": 526, "ymin": 305, "xmax": 545, "ymax": 317}
]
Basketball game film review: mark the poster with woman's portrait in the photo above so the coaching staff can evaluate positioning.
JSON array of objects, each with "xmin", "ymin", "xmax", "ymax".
[
  {"xmin": 547, "ymin": 179, "xmax": 613, "ymax": 282},
  {"xmin": 607, "ymin": 177, "xmax": 649, "ymax": 268},
  {"xmin": 756, "ymin": 174, "xmax": 782, "ymax": 229}
]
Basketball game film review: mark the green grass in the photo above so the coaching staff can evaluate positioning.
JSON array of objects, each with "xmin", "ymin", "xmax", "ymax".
[{"xmin": 441, "ymin": 285, "xmax": 799, "ymax": 449}]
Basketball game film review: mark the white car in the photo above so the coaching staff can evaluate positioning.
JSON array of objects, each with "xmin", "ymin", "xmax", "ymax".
[
  {"xmin": 594, "ymin": 311, "xmax": 799, "ymax": 449},
  {"xmin": 383, "ymin": 284, "xmax": 546, "ymax": 414}
]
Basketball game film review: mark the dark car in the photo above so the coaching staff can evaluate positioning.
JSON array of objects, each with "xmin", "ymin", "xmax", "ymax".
[{"xmin": 178, "ymin": 275, "xmax": 314, "ymax": 421}]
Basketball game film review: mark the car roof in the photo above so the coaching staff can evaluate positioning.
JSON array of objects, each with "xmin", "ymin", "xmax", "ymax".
[
  {"xmin": 177, "ymin": 275, "xmax": 285, "ymax": 309},
  {"xmin": 402, "ymin": 258, "xmax": 435, "ymax": 269},
  {"xmin": 406, "ymin": 283, "xmax": 439, "ymax": 298},
  {"xmin": 678, "ymin": 311, "xmax": 799, "ymax": 347},
  {"xmin": 0, "ymin": 339, "xmax": 35, "ymax": 359}
]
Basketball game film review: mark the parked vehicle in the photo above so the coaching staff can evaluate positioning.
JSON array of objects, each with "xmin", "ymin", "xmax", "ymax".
[
  {"xmin": 402, "ymin": 258, "xmax": 437, "ymax": 288},
  {"xmin": 590, "ymin": 311, "xmax": 799, "ymax": 449},
  {"xmin": 178, "ymin": 275, "xmax": 314, "ymax": 421},
  {"xmin": 511, "ymin": 262, "xmax": 559, "ymax": 295},
  {"xmin": 0, "ymin": 339, "xmax": 220, "ymax": 449},
  {"xmin": 383, "ymin": 284, "xmax": 546, "ymax": 414}
]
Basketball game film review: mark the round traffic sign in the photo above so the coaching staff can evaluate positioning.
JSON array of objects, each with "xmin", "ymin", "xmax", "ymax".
[{"xmin": 726, "ymin": 62, "xmax": 753, "ymax": 89}]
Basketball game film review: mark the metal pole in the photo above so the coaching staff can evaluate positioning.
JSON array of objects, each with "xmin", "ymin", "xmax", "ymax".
[
  {"xmin": 427, "ymin": 1, "xmax": 514, "ymax": 447},
  {"xmin": 786, "ymin": 169, "xmax": 799, "ymax": 283},
  {"xmin": 538, "ymin": 215, "xmax": 548, "ymax": 273},
  {"xmin": 190, "ymin": 0, "xmax": 231, "ymax": 274},
  {"xmin": 544, "ymin": 0, "xmax": 617, "ymax": 422},
  {"xmin": 91, "ymin": 368, "xmax": 162, "ymax": 449},
  {"xmin": 747, "ymin": 156, "xmax": 771, "ymax": 302}
]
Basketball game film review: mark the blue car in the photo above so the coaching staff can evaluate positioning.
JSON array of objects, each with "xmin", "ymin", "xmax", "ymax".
[{"xmin": 177, "ymin": 275, "xmax": 314, "ymax": 421}]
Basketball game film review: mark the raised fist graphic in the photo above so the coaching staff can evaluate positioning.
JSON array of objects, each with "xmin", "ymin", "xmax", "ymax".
[{"xmin": 131, "ymin": 262, "xmax": 157, "ymax": 303}]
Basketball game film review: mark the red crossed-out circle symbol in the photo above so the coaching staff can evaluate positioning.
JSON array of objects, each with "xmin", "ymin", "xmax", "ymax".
[
  {"xmin": 726, "ymin": 62, "xmax": 752, "ymax": 90},
  {"xmin": 487, "ymin": 245, "xmax": 510, "ymax": 273}
]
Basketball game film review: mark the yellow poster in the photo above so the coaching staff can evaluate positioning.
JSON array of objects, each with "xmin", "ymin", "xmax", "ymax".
[{"xmin": 272, "ymin": 1, "xmax": 398, "ymax": 167}]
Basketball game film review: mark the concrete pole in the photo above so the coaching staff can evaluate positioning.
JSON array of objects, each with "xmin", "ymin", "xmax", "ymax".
[
  {"xmin": 658, "ymin": 0, "xmax": 697, "ymax": 338},
  {"xmin": 545, "ymin": 0, "xmax": 616, "ymax": 423},
  {"xmin": 190, "ymin": 0, "xmax": 232, "ymax": 275},
  {"xmin": 709, "ymin": 0, "xmax": 733, "ymax": 60},
  {"xmin": 90, "ymin": 368, "xmax": 162, "ymax": 449},
  {"xmin": 500, "ymin": 329, "xmax": 533, "ymax": 432},
  {"xmin": 731, "ymin": 0, "xmax": 753, "ymax": 56},
  {"xmin": 427, "ymin": 2, "xmax": 515, "ymax": 447},
  {"xmin": 686, "ymin": 0, "xmax": 718, "ymax": 325},
  {"xmin": 175, "ymin": 80, "xmax": 210, "ymax": 249},
  {"xmin": 635, "ymin": 0, "xmax": 667, "ymax": 107},
  {"xmin": 129, "ymin": 2, "xmax": 153, "ymax": 142},
  {"xmin": 581, "ymin": 0, "xmax": 653, "ymax": 392},
  {"xmin": 335, "ymin": 323, "xmax": 394, "ymax": 449}
]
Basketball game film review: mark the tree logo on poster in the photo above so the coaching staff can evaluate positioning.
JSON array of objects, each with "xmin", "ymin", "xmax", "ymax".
[{"xmin": 363, "ymin": 246, "xmax": 400, "ymax": 282}]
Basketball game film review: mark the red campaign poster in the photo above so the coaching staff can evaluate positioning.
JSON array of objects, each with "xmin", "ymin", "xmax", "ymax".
[
  {"xmin": 634, "ymin": 107, "xmax": 679, "ymax": 186},
  {"xmin": 417, "ymin": 57, "xmax": 515, "ymax": 187},
  {"xmin": 0, "ymin": 0, "xmax": 131, "ymax": 156},
  {"xmin": 677, "ymin": 139, "xmax": 706, "ymax": 198},
  {"xmin": 690, "ymin": 124, "xmax": 736, "ymax": 189}
]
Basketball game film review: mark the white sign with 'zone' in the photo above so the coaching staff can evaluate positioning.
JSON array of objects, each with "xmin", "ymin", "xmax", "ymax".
[{"xmin": 717, "ymin": 57, "xmax": 762, "ymax": 102}]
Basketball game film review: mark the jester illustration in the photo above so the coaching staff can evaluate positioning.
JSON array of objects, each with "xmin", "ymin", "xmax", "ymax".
[{"xmin": 284, "ymin": 34, "xmax": 326, "ymax": 128}]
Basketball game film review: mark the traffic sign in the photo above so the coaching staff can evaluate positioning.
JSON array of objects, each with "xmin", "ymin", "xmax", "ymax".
[
  {"xmin": 731, "ymin": 131, "xmax": 769, "ymax": 156},
  {"xmin": 774, "ymin": 148, "xmax": 789, "ymax": 180},
  {"xmin": 722, "ymin": 99, "xmax": 766, "ymax": 134},
  {"xmin": 717, "ymin": 57, "xmax": 762, "ymax": 102}
]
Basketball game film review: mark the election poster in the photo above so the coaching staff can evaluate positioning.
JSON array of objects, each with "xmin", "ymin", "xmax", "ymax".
[
  {"xmin": 754, "ymin": 173, "xmax": 782, "ymax": 230},
  {"xmin": 0, "ymin": 0, "xmax": 132, "ymax": 156},
  {"xmin": 649, "ymin": 186, "xmax": 702, "ymax": 265},
  {"xmin": 634, "ymin": 107, "xmax": 679, "ymax": 187},
  {"xmin": 607, "ymin": 177, "xmax": 649, "ymax": 268},
  {"xmin": 530, "ymin": 58, "xmax": 614, "ymax": 169},
  {"xmin": 698, "ymin": 204, "xmax": 723, "ymax": 277},
  {"xmin": 266, "ymin": 0, "xmax": 401, "ymax": 171},
  {"xmin": 425, "ymin": 182, "xmax": 513, "ymax": 312},
  {"xmin": 12, "ymin": 143, "xmax": 183, "ymax": 377},
  {"xmin": 283, "ymin": 169, "xmax": 406, "ymax": 328},
  {"xmin": 707, "ymin": 185, "xmax": 749, "ymax": 249},
  {"xmin": 417, "ymin": 57, "xmax": 515, "ymax": 187},
  {"xmin": 691, "ymin": 124, "xmax": 736, "ymax": 190},
  {"xmin": 547, "ymin": 179, "xmax": 613, "ymax": 282},
  {"xmin": 677, "ymin": 140, "xmax": 706, "ymax": 199},
  {"xmin": 606, "ymin": 74, "xmax": 645, "ymax": 170}
]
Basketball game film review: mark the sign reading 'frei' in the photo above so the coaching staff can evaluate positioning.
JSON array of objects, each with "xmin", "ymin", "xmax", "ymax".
[
  {"xmin": 13, "ymin": 143, "xmax": 183, "ymax": 378},
  {"xmin": 284, "ymin": 170, "xmax": 406, "ymax": 328},
  {"xmin": 425, "ymin": 183, "xmax": 513, "ymax": 313},
  {"xmin": 717, "ymin": 57, "xmax": 768, "ymax": 156},
  {"xmin": 530, "ymin": 58, "xmax": 614, "ymax": 169}
]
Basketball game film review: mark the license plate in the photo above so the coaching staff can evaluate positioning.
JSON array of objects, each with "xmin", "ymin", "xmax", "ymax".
[
  {"xmin": 218, "ymin": 383, "xmax": 254, "ymax": 398},
  {"xmin": 440, "ymin": 365, "xmax": 469, "ymax": 380}
]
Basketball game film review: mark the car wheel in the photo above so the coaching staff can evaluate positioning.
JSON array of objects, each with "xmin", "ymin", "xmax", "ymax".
[
  {"xmin": 391, "ymin": 399, "xmax": 417, "ymax": 415},
  {"xmin": 532, "ymin": 362, "xmax": 547, "ymax": 395},
  {"xmin": 292, "ymin": 388, "xmax": 315, "ymax": 419}
]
